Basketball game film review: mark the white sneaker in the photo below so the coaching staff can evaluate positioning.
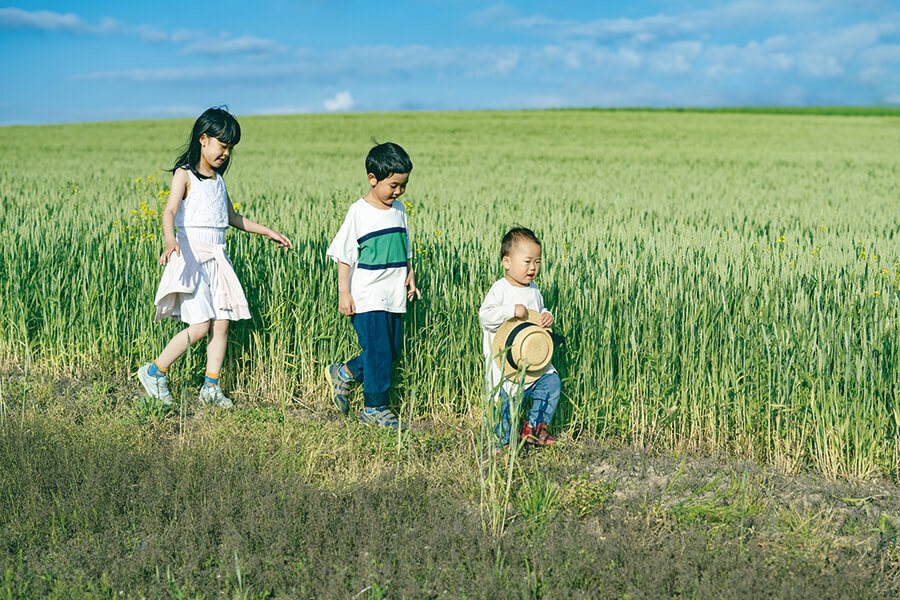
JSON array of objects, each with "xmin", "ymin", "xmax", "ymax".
[
  {"xmin": 198, "ymin": 384, "xmax": 233, "ymax": 408},
  {"xmin": 137, "ymin": 363, "xmax": 173, "ymax": 405}
]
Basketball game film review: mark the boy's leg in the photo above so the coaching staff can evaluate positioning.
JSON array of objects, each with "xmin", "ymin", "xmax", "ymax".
[
  {"xmin": 356, "ymin": 312, "xmax": 407, "ymax": 430},
  {"xmin": 352, "ymin": 312, "xmax": 392, "ymax": 408},
  {"xmin": 344, "ymin": 315, "xmax": 367, "ymax": 384},
  {"xmin": 326, "ymin": 315, "xmax": 370, "ymax": 417}
]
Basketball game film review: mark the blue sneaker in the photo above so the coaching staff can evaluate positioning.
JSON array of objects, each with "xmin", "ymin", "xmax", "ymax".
[
  {"xmin": 359, "ymin": 406, "xmax": 408, "ymax": 431},
  {"xmin": 325, "ymin": 363, "xmax": 353, "ymax": 416}
]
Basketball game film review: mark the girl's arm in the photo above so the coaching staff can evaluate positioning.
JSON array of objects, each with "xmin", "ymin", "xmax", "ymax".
[
  {"xmin": 159, "ymin": 169, "xmax": 189, "ymax": 265},
  {"xmin": 227, "ymin": 195, "xmax": 293, "ymax": 250}
]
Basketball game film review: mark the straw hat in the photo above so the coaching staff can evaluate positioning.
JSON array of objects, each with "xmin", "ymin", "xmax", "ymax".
[{"xmin": 491, "ymin": 310, "xmax": 558, "ymax": 384}]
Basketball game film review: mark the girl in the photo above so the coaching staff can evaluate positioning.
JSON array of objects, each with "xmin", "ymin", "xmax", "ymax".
[{"xmin": 137, "ymin": 107, "xmax": 292, "ymax": 407}]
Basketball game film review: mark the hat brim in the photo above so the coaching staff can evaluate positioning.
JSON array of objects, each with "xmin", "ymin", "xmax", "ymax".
[{"xmin": 491, "ymin": 309, "xmax": 552, "ymax": 385}]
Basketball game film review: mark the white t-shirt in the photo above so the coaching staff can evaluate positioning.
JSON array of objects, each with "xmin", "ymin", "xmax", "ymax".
[
  {"xmin": 326, "ymin": 198, "xmax": 412, "ymax": 314},
  {"xmin": 478, "ymin": 278, "xmax": 556, "ymax": 397}
]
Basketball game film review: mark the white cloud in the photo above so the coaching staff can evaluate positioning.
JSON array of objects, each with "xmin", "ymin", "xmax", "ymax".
[
  {"xmin": 0, "ymin": 7, "xmax": 121, "ymax": 34},
  {"xmin": 472, "ymin": 1, "xmax": 891, "ymax": 44},
  {"xmin": 1, "ymin": 7, "xmax": 289, "ymax": 58},
  {"xmin": 324, "ymin": 91, "xmax": 353, "ymax": 112},
  {"xmin": 180, "ymin": 35, "xmax": 288, "ymax": 56}
]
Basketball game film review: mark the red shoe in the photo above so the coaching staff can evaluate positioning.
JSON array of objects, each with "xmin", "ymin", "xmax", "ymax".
[
  {"xmin": 521, "ymin": 422, "xmax": 556, "ymax": 446},
  {"xmin": 535, "ymin": 423, "xmax": 556, "ymax": 446}
]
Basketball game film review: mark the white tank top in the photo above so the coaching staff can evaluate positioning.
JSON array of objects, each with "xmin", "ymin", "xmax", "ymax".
[{"xmin": 175, "ymin": 168, "xmax": 229, "ymax": 229}]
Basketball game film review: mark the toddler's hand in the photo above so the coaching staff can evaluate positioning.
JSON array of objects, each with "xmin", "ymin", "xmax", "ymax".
[
  {"xmin": 338, "ymin": 291, "xmax": 356, "ymax": 316},
  {"xmin": 514, "ymin": 304, "xmax": 528, "ymax": 319},
  {"xmin": 267, "ymin": 229, "xmax": 293, "ymax": 251},
  {"xmin": 159, "ymin": 241, "xmax": 180, "ymax": 266},
  {"xmin": 540, "ymin": 311, "xmax": 554, "ymax": 328}
]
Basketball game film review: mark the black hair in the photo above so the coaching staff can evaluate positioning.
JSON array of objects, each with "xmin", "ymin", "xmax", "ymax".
[
  {"xmin": 172, "ymin": 107, "xmax": 241, "ymax": 179},
  {"xmin": 500, "ymin": 227, "xmax": 542, "ymax": 259},
  {"xmin": 365, "ymin": 142, "xmax": 412, "ymax": 181}
]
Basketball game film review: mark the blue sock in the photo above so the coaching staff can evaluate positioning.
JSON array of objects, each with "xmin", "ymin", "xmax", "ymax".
[
  {"xmin": 147, "ymin": 360, "xmax": 168, "ymax": 378},
  {"xmin": 204, "ymin": 371, "xmax": 220, "ymax": 388}
]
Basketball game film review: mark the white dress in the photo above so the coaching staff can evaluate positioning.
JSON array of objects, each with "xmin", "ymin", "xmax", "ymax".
[{"xmin": 153, "ymin": 168, "xmax": 250, "ymax": 324}]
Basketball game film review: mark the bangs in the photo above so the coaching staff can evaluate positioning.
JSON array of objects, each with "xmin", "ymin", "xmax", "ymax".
[{"xmin": 210, "ymin": 119, "xmax": 241, "ymax": 146}]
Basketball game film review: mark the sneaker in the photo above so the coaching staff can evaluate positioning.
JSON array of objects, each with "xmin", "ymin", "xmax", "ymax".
[
  {"xmin": 325, "ymin": 363, "xmax": 352, "ymax": 416},
  {"xmin": 359, "ymin": 406, "xmax": 408, "ymax": 431},
  {"xmin": 198, "ymin": 384, "xmax": 233, "ymax": 408},
  {"xmin": 137, "ymin": 363, "xmax": 173, "ymax": 405},
  {"xmin": 521, "ymin": 422, "xmax": 556, "ymax": 446}
]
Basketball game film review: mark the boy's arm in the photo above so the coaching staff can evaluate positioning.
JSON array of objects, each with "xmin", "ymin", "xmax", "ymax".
[
  {"xmin": 337, "ymin": 261, "xmax": 355, "ymax": 316},
  {"xmin": 404, "ymin": 264, "xmax": 421, "ymax": 301}
]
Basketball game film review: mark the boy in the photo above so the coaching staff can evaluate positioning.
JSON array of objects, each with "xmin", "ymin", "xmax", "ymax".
[
  {"xmin": 479, "ymin": 227, "xmax": 560, "ymax": 446},
  {"xmin": 325, "ymin": 142, "xmax": 421, "ymax": 430}
]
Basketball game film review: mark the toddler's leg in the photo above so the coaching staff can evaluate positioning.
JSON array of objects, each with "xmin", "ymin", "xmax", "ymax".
[
  {"xmin": 526, "ymin": 372, "xmax": 561, "ymax": 427},
  {"xmin": 495, "ymin": 389, "xmax": 513, "ymax": 446}
]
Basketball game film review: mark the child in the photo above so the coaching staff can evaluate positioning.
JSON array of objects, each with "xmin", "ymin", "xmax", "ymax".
[
  {"xmin": 137, "ymin": 107, "xmax": 293, "ymax": 407},
  {"xmin": 479, "ymin": 227, "xmax": 560, "ymax": 447},
  {"xmin": 324, "ymin": 142, "xmax": 421, "ymax": 430}
]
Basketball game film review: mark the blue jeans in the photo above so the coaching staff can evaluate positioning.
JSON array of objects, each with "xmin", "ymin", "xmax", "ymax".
[
  {"xmin": 496, "ymin": 372, "xmax": 561, "ymax": 445},
  {"xmin": 345, "ymin": 311, "xmax": 403, "ymax": 408}
]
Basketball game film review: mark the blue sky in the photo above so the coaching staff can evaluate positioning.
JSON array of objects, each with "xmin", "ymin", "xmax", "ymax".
[{"xmin": 1, "ymin": 1, "xmax": 898, "ymax": 124}]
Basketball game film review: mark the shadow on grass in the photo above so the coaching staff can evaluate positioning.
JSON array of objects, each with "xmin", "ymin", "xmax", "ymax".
[{"xmin": 0, "ymin": 417, "xmax": 890, "ymax": 599}]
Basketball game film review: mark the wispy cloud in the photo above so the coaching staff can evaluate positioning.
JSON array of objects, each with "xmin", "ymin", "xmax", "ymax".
[
  {"xmin": 1, "ymin": 7, "xmax": 287, "ymax": 57},
  {"xmin": 472, "ymin": 1, "xmax": 842, "ymax": 41},
  {"xmin": 71, "ymin": 44, "xmax": 523, "ymax": 84},
  {"xmin": 179, "ymin": 35, "xmax": 289, "ymax": 55},
  {"xmin": 0, "ymin": 7, "xmax": 121, "ymax": 35}
]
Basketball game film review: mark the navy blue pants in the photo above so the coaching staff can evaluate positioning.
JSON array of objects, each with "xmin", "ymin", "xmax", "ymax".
[{"xmin": 345, "ymin": 311, "xmax": 403, "ymax": 408}]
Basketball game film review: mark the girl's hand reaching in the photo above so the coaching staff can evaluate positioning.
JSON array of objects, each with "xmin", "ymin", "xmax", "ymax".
[
  {"xmin": 266, "ymin": 229, "xmax": 293, "ymax": 251},
  {"xmin": 159, "ymin": 240, "xmax": 181, "ymax": 265}
]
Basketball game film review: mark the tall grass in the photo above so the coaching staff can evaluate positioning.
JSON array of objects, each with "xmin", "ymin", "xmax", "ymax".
[{"xmin": 1, "ymin": 110, "xmax": 899, "ymax": 478}]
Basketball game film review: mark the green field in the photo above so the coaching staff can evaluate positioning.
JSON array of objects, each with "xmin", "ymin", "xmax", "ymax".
[
  {"xmin": 2, "ymin": 110, "xmax": 900, "ymax": 597},
  {"xmin": 3, "ymin": 109, "xmax": 900, "ymax": 476}
]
